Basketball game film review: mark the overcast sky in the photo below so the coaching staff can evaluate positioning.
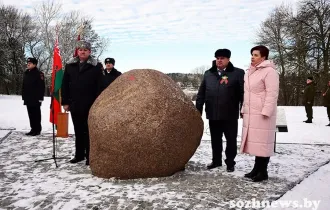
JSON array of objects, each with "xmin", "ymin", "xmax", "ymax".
[{"xmin": 1, "ymin": 0, "xmax": 299, "ymax": 73}]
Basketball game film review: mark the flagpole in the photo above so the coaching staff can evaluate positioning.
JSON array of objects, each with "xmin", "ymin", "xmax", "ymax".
[{"xmin": 35, "ymin": 22, "xmax": 69, "ymax": 166}]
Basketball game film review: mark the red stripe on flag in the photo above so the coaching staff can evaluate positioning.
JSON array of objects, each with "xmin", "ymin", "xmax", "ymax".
[
  {"xmin": 50, "ymin": 38, "xmax": 63, "ymax": 125},
  {"xmin": 50, "ymin": 99, "xmax": 61, "ymax": 124}
]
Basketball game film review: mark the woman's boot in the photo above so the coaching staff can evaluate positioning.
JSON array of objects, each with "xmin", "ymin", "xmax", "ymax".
[
  {"xmin": 252, "ymin": 157, "xmax": 269, "ymax": 182},
  {"xmin": 244, "ymin": 156, "xmax": 259, "ymax": 178}
]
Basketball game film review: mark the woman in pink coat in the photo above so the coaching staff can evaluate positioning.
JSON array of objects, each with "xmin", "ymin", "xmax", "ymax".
[{"xmin": 240, "ymin": 45, "xmax": 279, "ymax": 182}]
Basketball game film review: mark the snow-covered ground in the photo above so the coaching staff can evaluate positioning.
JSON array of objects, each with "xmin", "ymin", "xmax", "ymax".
[
  {"xmin": 0, "ymin": 95, "xmax": 330, "ymax": 210},
  {"xmin": 266, "ymin": 162, "xmax": 330, "ymax": 210},
  {"xmin": 1, "ymin": 94, "xmax": 329, "ymax": 144},
  {"xmin": 0, "ymin": 95, "xmax": 75, "ymax": 134}
]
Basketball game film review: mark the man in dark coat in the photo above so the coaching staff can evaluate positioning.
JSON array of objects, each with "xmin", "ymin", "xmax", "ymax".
[
  {"xmin": 22, "ymin": 57, "xmax": 45, "ymax": 136},
  {"xmin": 102, "ymin": 57, "xmax": 121, "ymax": 90},
  {"xmin": 302, "ymin": 76, "xmax": 316, "ymax": 123},
  {"xmin": 61, "ymin": 40, "xmax": 104, "ymax": 165},
  {"xmin": 322, "ymin": 80, "xmax": 330, "ymax": 126},
  {"xmin": 196, "ymin": 49, "xmax": 245, "ymax": 172}
]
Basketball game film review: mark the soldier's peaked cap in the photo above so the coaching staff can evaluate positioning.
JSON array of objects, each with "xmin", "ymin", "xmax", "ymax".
[
  {"xmin": 27, "ymin": 57, "xmax": 38, "ymax": 65},
  {"xmin": 105, "ymin": 57, "xmax": 115, "ymax": 64}
]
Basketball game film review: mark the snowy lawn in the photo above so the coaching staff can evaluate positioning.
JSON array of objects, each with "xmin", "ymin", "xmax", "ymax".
[
  {"xmin": 1, "ymin": 95, "xmax": 329, "ymax": 144},
  {"xmin": 1, "ymin": 95, "xmax": 330, "ymax": 210}
]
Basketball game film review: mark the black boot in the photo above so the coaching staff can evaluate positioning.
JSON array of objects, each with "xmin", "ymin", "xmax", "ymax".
[
  {"xmin": 30, "ymin": 131, "xmax": 41, "ymax": 136},
  {"xmin": 207, "ymin": 162, "xmax": 222, "ymax": 170},
  {"xmin": 244, "ymin": 157, "xmax": 259, "ymax": 178},
  {"xmin": 252, "ymin": 157, "xmax": 269, "ymax": 182},
  {"xmin": 25, "ymin": 130, "xmax": 34, "ymax": 135},
  {"xmin": 69, "ymin": 157, "xmax": 85, "ymax": 163},
  {"xmin": 326, "ymin": 123, "xmax": 330, "ymax": 126},
  {"xmin": 226, "ymin": 165, "xmax": 235, "ymax": 172},
  {"xmin": 304, "ymin": 119, "xmax": 312, "ymax": 123}
]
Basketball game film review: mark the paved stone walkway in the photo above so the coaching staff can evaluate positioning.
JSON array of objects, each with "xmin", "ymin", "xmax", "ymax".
[{"xmin": 1, "ymin": 131, "xmax": 330, "ymax": 210}]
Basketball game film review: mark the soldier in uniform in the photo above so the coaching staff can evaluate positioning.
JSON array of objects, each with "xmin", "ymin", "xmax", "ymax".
[
  {"xmin": 302, "ymin": 76, "xmax": 316, "ymax": 123},
  {"xmin": 102, "ymin": 57, "xmax": 122, "ymax": 90},
  {"xmin": 22, "ymin": 57, "xmax": 45, "ymax": 136},
  {"xmin": 61, "ymin": 40, "xmax": 104, "ymax": 165},
  {"xmin": 322, "ymin": 80, "xmax": 330, "ymax": 126}
]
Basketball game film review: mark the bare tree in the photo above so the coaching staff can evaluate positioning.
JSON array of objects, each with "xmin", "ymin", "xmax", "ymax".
[
  {"xmin": 287, "ymin": 13, "xmax": 315, "ymax": 105},
  {"xmin": 294, "ymin": 0, "xmax": 330, "ymax": 85},
  {"xmin": 57, "ymin": 11, "xmax": 85, "ymax": 65},
  {"xmin": 0, "ymin": 1, "xmax": 110, "ymax": 95},
  {"xmin": 256, "ymin": 4, "xmax": 293, "ymax": 105},
  {"xmin": 255, "ymin": 0, "xmax": 330, "ymax": 106},
  {"xmin": 0, "ymin": 5, "xmax": 34, "ymax": 94},
  {"xmin": 191, "ymin": 65, "xmax": 210, "ymax": 88},
  {"xmin": 191, "ymin": 65, "xmax": 209, "ymax": 75},
  {"xmin": 22, "ymin": 0, "xmax": 62, "ymax": 94},
  {"xmin": 24, "ymin": 1, "xmax": 109, "ymax": 95},
  {"xmin": 95, "ymin": 37, "xmax": 110, "ymax": 60}
]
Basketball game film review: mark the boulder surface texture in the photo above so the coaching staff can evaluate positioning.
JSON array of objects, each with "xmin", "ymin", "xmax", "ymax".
[{"xmin": 88, "ymin": 69, "xmax": 204, "ymax": 179}]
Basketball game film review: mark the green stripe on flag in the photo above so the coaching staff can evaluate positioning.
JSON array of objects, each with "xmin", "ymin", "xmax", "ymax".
[{"xmin": 53, "ymin": 69, "xmax": 64, "ymax": 101}]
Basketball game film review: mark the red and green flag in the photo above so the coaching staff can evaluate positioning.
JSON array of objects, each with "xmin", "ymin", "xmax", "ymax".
[{"xmin": 49, "ymin": 38, "xmax": 64, "ymax": 125}]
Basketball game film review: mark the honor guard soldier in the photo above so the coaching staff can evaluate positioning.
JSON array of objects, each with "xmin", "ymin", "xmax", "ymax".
[
  {"xmin": 303, "ymin": 76, "xmax": 316, "ymax": 123},
  {"xmin": 22, "ymin": 57, "xmax": 45, "ymax": 136},
  {"xmin": 322, "ymin": 80, "xmax": 330, "ymax": 126},
  {"xmin": 102, "ymin": 57, "xmax": 121, "ymax": 90}
]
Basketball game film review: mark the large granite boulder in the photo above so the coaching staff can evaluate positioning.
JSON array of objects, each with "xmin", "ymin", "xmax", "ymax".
[{"xmin": 88, "ymin": 69, "xmax": 204, "ymax": 179}]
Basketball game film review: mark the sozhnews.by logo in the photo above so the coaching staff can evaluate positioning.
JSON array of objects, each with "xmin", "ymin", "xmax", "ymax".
[{"xmin": 229, "ymin": 198, "xmax": 321, "ymax": 209}]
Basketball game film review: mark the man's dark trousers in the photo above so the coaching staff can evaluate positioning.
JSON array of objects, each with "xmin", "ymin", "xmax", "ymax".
[
  {"xmin": 27, "ymin": 104, "xmax": 42, "ymax": 132},
  {"xmin": 209, "ymin": 119, "xmax": 238, "ymax": 167},
  {"xmin": 305, "ymin": 104, "xmax": 313, "ymax": 120},
  {"xmin": 71, "ymin": 111, "xmax": 90, "ymax": 160}
]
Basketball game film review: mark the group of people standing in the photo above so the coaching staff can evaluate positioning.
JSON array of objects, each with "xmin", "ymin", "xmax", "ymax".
[
  {"xmin": 21, "ymin": 40, "xmax": 329, "ymax": 177},
  {"xmin": 22, "ymin": 40, "xmax": 121, "ymax": 165},
  {"xmin": 196, "ymin": 45, "xmax": 280, "ymax": 182},
  {"xmin": 196, "ymin": 45, "xmax": 330, "ymax": 183},
  {"xmin": 302, "ymin": 76, "xmax": 330, "ymax": 126}
]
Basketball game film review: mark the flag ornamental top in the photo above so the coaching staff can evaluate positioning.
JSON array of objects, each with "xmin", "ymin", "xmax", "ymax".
[{"xmin": 76, "ymin": 40, "xmax": 91, "ymax": 50}]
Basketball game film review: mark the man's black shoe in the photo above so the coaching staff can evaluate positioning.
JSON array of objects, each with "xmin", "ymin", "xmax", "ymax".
[
  {"xmin": 227, "ymin": 166, "xmax": 235, "ymax": 172},
  {"xmin": 207, "ymin": 162, "xmax": 222, "ymax": 170},
  {"xmin": 69, "ymin": 157, "xmax": 84, "ymax": 163},
  {"xmin": 25, "ymin": 130, "xmax": 33, "ymax": 135},
  {"xmin": 30, "ymin": 131, "xmax": 41, "ymax": 136}
]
